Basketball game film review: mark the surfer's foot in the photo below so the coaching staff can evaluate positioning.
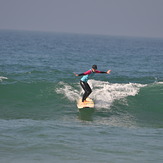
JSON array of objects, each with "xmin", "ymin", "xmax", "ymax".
[{"xmin": 81, "ymin": 100, "xmax": 88, "ymax": 104}]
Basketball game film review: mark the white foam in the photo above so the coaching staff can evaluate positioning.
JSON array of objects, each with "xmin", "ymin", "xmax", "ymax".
[
  {"xmin": 157, "ymin": 82, "xmax": 163, "ymax": 84},
  {"xmin": 88, "ymin": 80, "xmax": 146, "ymax": 109},
  {"xmin": 56, "ymin": 80, "xmax": 146, "ymax": 109},
  {"xmin": 0, "ymin": 76, "xmax": 8, "ymax": 82},
  {"xmin": 56, "ymin": 81, "xmax": 81, "ymax": 102}
]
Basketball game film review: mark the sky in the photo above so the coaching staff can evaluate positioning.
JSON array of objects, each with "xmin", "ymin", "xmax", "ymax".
[{"xmin": 0, "ymin": 0, "xmax": 163, "ymax": 38}]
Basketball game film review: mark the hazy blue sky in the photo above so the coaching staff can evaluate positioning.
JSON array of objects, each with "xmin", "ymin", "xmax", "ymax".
[{"xmin": 0, "ymin": 0, "xmax": 163, "ymax": 38}]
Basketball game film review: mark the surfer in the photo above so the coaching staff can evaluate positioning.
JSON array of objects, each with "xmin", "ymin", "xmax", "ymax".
[{"xmin": 74, "ymin": 65, "xmax": 111, "ymax": 103}]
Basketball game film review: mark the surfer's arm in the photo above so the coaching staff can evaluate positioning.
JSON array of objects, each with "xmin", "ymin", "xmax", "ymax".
[
  {"xmin": 74, "ymin": 72, "xmax": 85, "ymax": 76},
  {"xmin": 74, "ymin": 72, "xmax": 80, "ymax": 76},
  {"xmin": 73, "ymin": 73, "xmax": 83, "ymax": 76},
  {"xmin": 74, "ymin": 70, "xmax": 92, "ymax": 76},
  {"xmin": 78, "ymin": 73, "xmax": 85, "ymax": 76},
  {"xmin": 95, "ymin": 70, "xmax": 111, "ymax": 74}
]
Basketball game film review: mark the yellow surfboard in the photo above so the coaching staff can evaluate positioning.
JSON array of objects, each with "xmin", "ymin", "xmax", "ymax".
[{"xmin": 77, "ymin": 98, "xmax": 94, "ymax": 109}]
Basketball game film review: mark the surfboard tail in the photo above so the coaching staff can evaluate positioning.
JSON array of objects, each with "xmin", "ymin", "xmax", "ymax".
[{"xmin": 77, "ymin": 98, "xmax": 94, "ymax": 109}]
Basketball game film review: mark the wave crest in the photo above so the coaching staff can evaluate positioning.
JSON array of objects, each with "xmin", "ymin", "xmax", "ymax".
[
  {"xmin": 0, "ymin": 76, "xmax": 8, "ymax": 82},
  {"xmin": 56, "ymin": 80, "xmax": 146, "ymax": 109}
]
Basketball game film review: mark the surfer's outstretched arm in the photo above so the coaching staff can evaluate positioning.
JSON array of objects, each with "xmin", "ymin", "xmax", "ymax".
[
  {"xmin": 74, "ymin": 69, "xmax": 111, "ymax": 76},
  {"xmin": 74, "ymin": 70, "xmax": 92, "ymax": 76},
  {"xmin": 107, "ymin": 70, "xmax": 111, "ymax": 74},
  {"xmin": 73, "ymin": 72, "xmax": 79, "ymax": 76},
  {"xmin": 95, "ymin": 69, "xmax": 111, "ymax": 74}
]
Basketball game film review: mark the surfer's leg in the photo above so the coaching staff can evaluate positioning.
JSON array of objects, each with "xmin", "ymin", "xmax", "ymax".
[
  {"xmin": 81, "ymin": 82, "xmax": 91, "ymax": 102},
  {"xmin": 80, "ymin": 81, "xmax": 92, "ymax": 102},
  {"xmin": 85, "ymin": 82, "xmax": 92, "ymax": 99}
]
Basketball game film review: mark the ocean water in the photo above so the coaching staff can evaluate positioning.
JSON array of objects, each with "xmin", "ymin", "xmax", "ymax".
[{"xmin": 0, "ymin": 30, "xmax": 163, "ymax": 163}]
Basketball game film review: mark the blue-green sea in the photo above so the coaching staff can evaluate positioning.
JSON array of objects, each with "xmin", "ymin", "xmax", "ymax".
[{"xmin": 0, "ymin": 30, "xmax": 163, "ymax": 163}]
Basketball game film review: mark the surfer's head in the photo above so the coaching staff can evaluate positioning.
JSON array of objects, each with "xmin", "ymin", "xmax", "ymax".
[{"xmin": 92, "ymin": 65, "xmax": 97, "ymax": 72}]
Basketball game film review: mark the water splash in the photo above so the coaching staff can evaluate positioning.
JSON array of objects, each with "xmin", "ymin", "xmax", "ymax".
[
  {"xmin": 89, "ymin": 80, "xmax": 146, "ymax": 109},
  {"xmin": 0, "ymin": 76, "xmax": 8, "ymax": 82},
  {"xmin": 56, "ymin": 81, "xmax": 81, "ymax": 102},
  {"xmin": 56, "ymin": 80, "xmax": 147, "ymax": 109}
]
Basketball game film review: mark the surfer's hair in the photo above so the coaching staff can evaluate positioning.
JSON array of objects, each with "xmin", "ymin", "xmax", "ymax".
[{"xmin": 92, "ymin": 65, "xmax": 97, "ymax": 69}]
